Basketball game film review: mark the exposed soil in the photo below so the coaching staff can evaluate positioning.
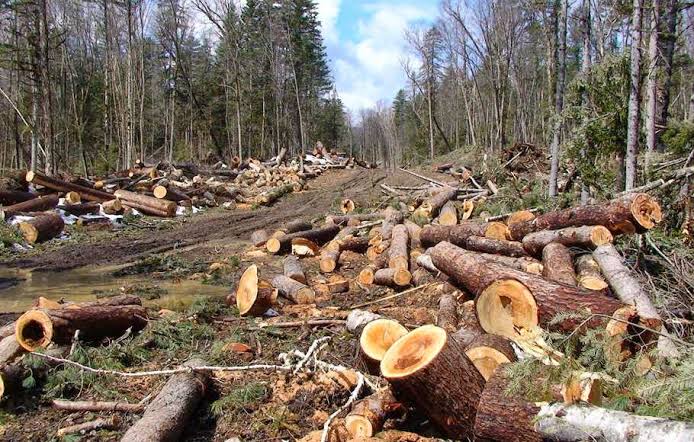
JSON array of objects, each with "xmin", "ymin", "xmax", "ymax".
[{"xmin": 3, "ymin": 169, "xmax": 389, "ymax": 272}]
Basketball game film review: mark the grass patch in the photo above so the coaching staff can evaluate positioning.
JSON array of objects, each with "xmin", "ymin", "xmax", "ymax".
[
  {"xmin": 113, "ymin": 255, "xmax": 208, "ymax": 279},
  {"xmin": 211, "ymin": 382, "xmax": 268, "ymax": 417}
]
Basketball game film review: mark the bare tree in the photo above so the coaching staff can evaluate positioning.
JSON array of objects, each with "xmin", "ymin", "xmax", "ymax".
[
  {"xmin": 625, "ymin": 0, "xmax": 644, "ymax": 191},
  {"xmin": 548, "ymin": 0, "xmax": 568, "ymax": 198}
]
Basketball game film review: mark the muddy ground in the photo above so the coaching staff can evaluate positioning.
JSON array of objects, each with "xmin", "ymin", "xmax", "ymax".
[{"xmin": 0, "ymin": 168, "xmax": 447, "ymax": 441}]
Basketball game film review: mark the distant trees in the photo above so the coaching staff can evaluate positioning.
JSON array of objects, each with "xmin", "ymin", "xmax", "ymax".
[{"xmin": 0, "ymin": 0, "xmax": 344, "ymax": 175}]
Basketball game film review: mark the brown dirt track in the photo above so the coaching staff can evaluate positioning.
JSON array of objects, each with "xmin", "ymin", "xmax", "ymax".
[{"xmin": 4, "ymin": 169, "xmax": 388, "ymax": 271}]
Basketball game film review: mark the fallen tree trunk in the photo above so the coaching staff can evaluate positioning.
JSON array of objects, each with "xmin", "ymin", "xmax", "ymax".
[
  {"xmin": 429, "ymin": 242, "xmax": 639, "ymax": 338},
  {"xmin": 421, "ymin": 222, "xmax": 509, "ymax": 247},
  {"xmin": 381, "ymin": 325, "xmax": 485, "ymax": 439},
  {"xmin": 283, "ymin": 256, "xmax": 306, "ymax": 284},
  {"xmin": 0, "ymin": 190, "xmax": 36, "ymax": 205},
  {"xmin": 18, "ymin": 213, "xmax": 65, "ymax": 243},
  {"xmin": 325, "ymin": 213, "xmax": 382, "ymax": 227},
  {"xmin": 510, "ymin": 193, "xmax": 662, "ymax": 240},
  {"xmin": 436, "ymin": 291, "xmax": 459, "ymax": 333},
  {"xmin": 256, "ymin": 183, "xmax": 294, "ymax": 206},
  {"xmin": 114, "ymin": 189, "xmax": 177, "ymax": 217},
  {"xmin": 60, "ymin": 201, "xmax": 101, "ymax": 216},
  {"xmin": 271, "ymin": 275, "xmax": 315, "ymax": 304},
  {"xmin": 413, "ymin": 186, "xmax": 458, "ymax": 223},
  {"xmin": 522, "ymin": 225, "xmax": 614, "ymax": 256},
  {"xmin": 359, "ymin": 319, "xmax": 408, "ymax": 374},
  {"xmin": 266, "ymin": 225, "xmax": 340, "ymax": 254},
  {"xmin": 542, "ymin": 243, "xmax": 577, "ymax": 286},
  {"xmin": 464, "ymin": 236, "xmax": 528, "ymax": 257},
  {"xmin": 121, "ymin": 358, "xmax": 210, "ymax": 442},
  {"xmin": 474, "ymin": 370, "xmax": 694, "ymax": 442},
  {"xmin": 575, "ymin": 255, "xmax": 608, "ymax": 291},
  {"xmin": 14, "ymin": 305, "xmax": 148, "ymax": 351},
  {"xmin": 388, "ymin": 224, "xmax": 409, "ymax": 270},
  {"xmin": 0, "ymin": 194, "xmax": 59, "ymax": 219},
  {"xmin": 26, "ymin": 171, "xmax": 114, "ymax": 202},
  {"xmin": 593, "ymin": 244, "xmax": 679, "ymax": 357}
]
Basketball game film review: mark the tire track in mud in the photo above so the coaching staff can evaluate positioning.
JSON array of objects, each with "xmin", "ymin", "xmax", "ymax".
[{"xmin": 4, "ymin": 169, "xmax": 386, "ymax": 271}]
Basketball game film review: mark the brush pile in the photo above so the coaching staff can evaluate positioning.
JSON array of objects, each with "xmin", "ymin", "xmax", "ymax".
[
  {"xmin": 0, "ymin": 152, "xmax": 353, "ymax": 245},
  {"xmin": 233, "ymin": 168, "xmax": 692, "ymax": 441}
]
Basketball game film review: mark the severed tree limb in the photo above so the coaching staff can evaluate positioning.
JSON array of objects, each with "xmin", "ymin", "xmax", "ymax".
[
  {"xmin": 52, "ymin": 399, "xmax": 144, "ymax": 413},
  {"xmin": 56, "ymin": 416, "xmax": 121, "ymax": 437}
]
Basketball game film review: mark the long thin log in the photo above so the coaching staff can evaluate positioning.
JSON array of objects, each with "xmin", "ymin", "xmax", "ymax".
[
  {"xmin": 26, "ymin": 171, "xmax": 114, "ymax": 202},
  {"xmin": 121, "ymin": 358, "xmax": 209, "ymax": 442},
  {"xmin": 509, "ymin": 193, "xmax": 662, "ymax": 240},
  {"xmin": 465, "ymin": 235, "xmax": 528, "ymax": 257},
  {"xmin": 522, "ymin": 225, "xmax": 614, "ymax": 256},
  {"xmin": 436, "ymin": 291, "xmax": 459, "ymax": 333},
  {"xmin": 542, "ymin": 243, "xmax": 577, "ymax": 286},
  {"xmin": 266, "ymin": 225, "xmax": 340, "ymax": 254},
  {"xmin": 114, "ymin": 189, "xmax": 177, "ymax": 217},
  {"xmin": 0, "ymin": 194, "xmax": 59, "ymax": 219},
  {"xmin": 53, "ymin": 399, "xmax": 144, "ymax": 413},
  {"xmin": 272, "ymin": 275, "xmax": 316, "ymax": 304},
  {"xmin": 421, "ymin": 222, "xmax": 510, "ymax": 247},
  {"xmin": 57, "ymin": 416, "xmax": 121, "ymax": 437},
  {"xmin": 0, "ymin": 190, "xmax": 36, "ymax": 205},
  {"xmin": 388, "ymin": 224, "xmax": 409, "ymax": 270},
  {"xmin": 593, "ymin": 244, "xmax": 679, "ymax": 357}
]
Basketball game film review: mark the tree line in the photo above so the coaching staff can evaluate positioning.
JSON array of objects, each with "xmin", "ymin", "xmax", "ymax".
[{"xmin": 0, "ymin": 0, "xmax": 345, "ymax": 176}]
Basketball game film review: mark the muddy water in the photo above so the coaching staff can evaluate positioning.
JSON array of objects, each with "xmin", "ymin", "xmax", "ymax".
[{"xmin": 0, "ymin": 265, "xmax": 229, "ymax": 313}]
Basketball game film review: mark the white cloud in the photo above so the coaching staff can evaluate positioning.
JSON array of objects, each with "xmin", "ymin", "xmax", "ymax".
[
  {"xmin": 316, "ymin": 0, "xmax": 342, "ymax": 45},
  {"xmin": 329, "ymin": 1, "xmax": 436, "ymax": 112}
]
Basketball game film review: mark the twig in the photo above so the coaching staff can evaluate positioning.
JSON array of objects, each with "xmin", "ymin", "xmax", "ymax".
[
  {"xmin": 644, "ymin": 233, "xmax": 676, "ymax": 269},
  {"xmin": 350, "ymin": 283, "xmax": 437, "ymax": 309},
  {"xmin": 69, "ymin": 330, "xmax": 80, "ymax": 356},
  {"xmin": 56, "ymin": 416, "xmax": 121, "ymax": 437},
  {"xmin": 52, "ymin": 399, "xmax": 144, "ymax": 413},
  {"xmin": 293, "ymin": 336, "xmax": 330, "ymax": 374},
  {"xmin": 252, "ymin": 319, "xmax": 345, "ymax": 329}
]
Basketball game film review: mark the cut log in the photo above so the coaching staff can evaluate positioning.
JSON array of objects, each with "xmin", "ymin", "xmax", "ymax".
[
  {"xmin": 18, "ymin": 213, "xmax": 65, "ymax": 243},
  {"xmin": 0, "ymin": 190, "xmax": 36, "ymax": 205},
  {"xmin": 271, "ymin": 275, "xmax": 315, "ymax": 304},
  {"xmin": 388, "ymin": 224, "xmax": 409, "ymax": 270},
  {"xmin": 325, "ymin": 213, "xmax": 382, "ymax": 227},
  {"xmin": 0, "ymin": 194, "xmax": 59, "ymax": 219},
  {"xmin": 380, "ymin": 207, "xmax": 404, "ymax": 240},
  {"xmin": 360, "ymin": 319, "xmax": 408, "ymax": 374},
  {"xmin": 374, "ymin": 268, "xmax": 411, "ymax": 287},
  {"xmin": 464, "ymin": 334, "xmax": 516, "ymax": 381},
  {"xmin": 327, "ymin": 275, "xmax": 350, "ymax": 293},
  {"xmin": 381, "ymin": 325, "xmax": 485, "ymax": 439},
  {"xmin": 121, "ymin": 358, "xmax": 209, "ymax": 442},
  {"xmin": 421, "ymin": 222, "xmax": 509, "ymax": 247},
  {"xmin": 404, "ymin": 220, "xmax": 422, "ymax": 249},
  {"xmin": 473, "ymin": 252, "xmax": 543, "ymax": 275},
  {"xmin": 438, "ymin": 201, "xmax": 458, "ymax": 225},
  {"xmin": 575, "ymin": 255, "xmax": 608, "ymax": 291},
  {"xmin": 464, "ymin": 236, "xmax": 528, "ymax": 257},
  {"xmin": 451, "ymin": 300, "xmax": 485, "ymax": 348},
  {"xmin": 114, "ymin": 189, "xmax": 177, "ymax": 217},
  {"xmin": 358, "ymin": 266, "xmax": 376, "ymax": 285},
  {"xmin": 319, "ymin": 248, "xmax": 341, "ymax": 273},
  {"xmin": 266, "ymin": 225, "xmax": 340, "ymax": 254},
  {"xmin": 341, "ymin": 198, "xmax": 355, "ymax": 213},
  {"xmin": 429, "ymin": 242, "xmax": 637, "ymax": 338},
  {"xmin": 0, "ymin": 335, "xmax": 24, "ymax": 366},
  {"xmin": 14, "ymin": 305, "xmax": 148, "ymax": 351},
  {"xmin": 593, "ymin": 244, "xmax": 678, "ymax": 357},
  {"xmin": 152, "ymin": 185, "xmax": 190, "ymax": 202},
  {"xmin": 436, "ymin": 291, "xmax": 459, "ymax": 332},
  {"xmin": 522, "ymin": 225, "xmax": 613, "ymax": 256},
  {"xmin": 475, "ymin": 369, "xmax": 694, "ymax": 442},
  {"xmin": 291, "ymin": 238, "xmax": 320, "ymax": 256},
  {"xmin": 461, "ymin": 200, "xmax": 474, "ymax": 220},
  {"xmin": 329, "ymin": 235, "xmax": 369, "ymax": 254},
  {"xmin": 64, "ymin": 191, "xmax": 81, "ymax": 205},
  {"xmin": 560, "ymin": 371, "xmax": 603, "ymax": 405},
  {"xmin": 509, "ymin": 193, "xmax": 662, "ymax": 240},
  {"xmin": 60, "ymin": 201, "xmax": 101, "ymax": 216},
  {"xmin": 345, "ymin": 389, "xmax": 401, "ymax": 439},
  {"xmin": 250, "ymin": 229, "xmax": 270, "ymax": 247},
  {"xmin": 542, "ymin": 243, "xmax": 577, "ymax": 286},
  {"xmin": 256, "ymin": 183, "xmax": 293, "ymax": 205},
  {"xmin": 413, "ymin": 186, "xmax": 458, "ymax": 223},
  {"xmin": 283, "ymin": 256, "xmax": 306, "ymax": 284},
  {"xmin": 505, "ymin": 210, "xmax": 536, "ymax": 226},
  {"xmin": 272, "ymin": 219, "xmax": 313, "ymax": 237},
  {"xmin": 101, "ymin": 199, "xmax": 123, "ymax": 214},
  {"xmin": 236, "ymin": 265, "xmax": 277, "ymax": 317},
  {"xmin": 26, "ymin": 171, "xmax": 114, "ymax": 202}
]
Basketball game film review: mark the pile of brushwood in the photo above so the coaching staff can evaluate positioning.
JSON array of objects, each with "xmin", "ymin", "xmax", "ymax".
[
  {"xmin": 0, "ymin": 149, "xmax": 353, "ymax": 246},
  {"xmin": 2, "ymin": 160, "xmax": 694, "ymax": 441}
]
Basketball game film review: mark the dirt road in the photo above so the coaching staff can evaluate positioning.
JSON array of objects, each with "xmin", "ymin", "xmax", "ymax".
[{"xmin": 5, "ymin": 169, "xmax": 388, "ymax": 271}]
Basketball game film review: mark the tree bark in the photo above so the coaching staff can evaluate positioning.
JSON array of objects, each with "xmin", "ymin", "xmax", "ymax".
[
  {"xmin": 114, "ymin": 189, "xmax": 177, "ymax": 217},
  {"xmin": 271, "ymin": 275, "xmax": 315, "ymax": 304},
  {"xmin": 436, "ymin": 291, "xmax": 459, "ymax": 333},
  {"xmin": 548, "ymin": 0, "xmax": 568, "ymax": 198},
  {"xmin": 283, "ymin": 256, "xmax": 306, "ymax": 284},
  {"xmin": 0, "ymin": 190, "xmax": 36, "ymax": 205},
  {"xmin": 542, "ymin": 243, "xmax": 577, "ymax": 286},
  {"xmin": 465, "ymin": 235, "xmax": 528, "ymax": 257},
  {"xmin": 388, "ymin": 224, "xmax": 409, "ymax": 270},
  {"xmin": 0, "ymin": 194, "xmax": 58, "ymax": 219},
  {"xmin": 380, "ymin": 207, "xmax": 404, "ymax": 240},
  {"xmin": 625, "ymin": 0, "xmax": 644, "ymax": 190},
  {"xmin": 121, "ymin": 358, "xmax": 210, "ymax": 442},
  {"xmin": 266, "ymin": 225, "xmax": 339, "ymax": 254},
  {"xmin": 421, "ymin": 222, "xmax": 510, "ymax": 247}
]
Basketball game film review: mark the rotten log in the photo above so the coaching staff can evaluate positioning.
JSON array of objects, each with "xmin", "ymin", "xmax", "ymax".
[
  {"xmin": 14, "ymin": 305, "xmax": 148, "ymax": 351},
  {"xmin": 114, "ymin": 189, "xmax": 177, "ymax": 217},
  {"xmin": 509, "ymin": 193, "xmax": 662, "ymax": 240},
  {"xmin": 575, "ymin": 255, "xmax": 608, "ymax": 291},
  {"xmin": 18, "ymin": 213, "xmax": 65, "ymax": 243},
  {"xmin": 0, "ymin": 194, "xmax": 59, "ymax": 219},
  {"xmin": 26, "ymin": 171, "xmax": 114, "ymax": 202},
  {"xmin": 464, "ymin": 235, "xmax": 528, "ymax": 257},
  {"xmin": 236, "ymin": 265, "xmax": 277, "ymax": 317},
  {"xmin": 593, "ymin": 244, "xmax": 678, "ymax": 357},
  {"xmin": 381, "ymin": 325, "xmax": 485, "ymax": 439},
  {"xmin": 421, "ymin": 222, "xmax": 509, "ymax": 247},
  {"xmin": 271, "ymin": 275, "xmax": 315, "ymax": 304},
  {"xmin": 359, "ymin": 319, "xmax": 408, "ymax": 374},
  {"xmin": 522, "ymin": 225, "xmax": 614, "ymax": 256},
  {"xmin": 429, "ymin": 242, "xmax": 643, "ymax": 338},
  {"xmin": 121, "ymin": 358, "xmax": 210, "ymax": 442},
  {"xmin": 283, "ymin": 256, "xmax": 306, "ymax": 284},
  {"xmin": 266, "ymin": 225, "xmax": 340, "ymax": 254},
  {"xmin": 542, "ymin": 243, "xmax": 577, "ymax": 286},
  {"xmin": 388, "ymin": 224, "xmax": 409, "ymax": 270}
]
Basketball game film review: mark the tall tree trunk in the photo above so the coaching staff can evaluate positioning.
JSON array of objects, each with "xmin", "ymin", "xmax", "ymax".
[
  {"xmin": 580, "ymin": 0, "xmax": 592, "ymax": 205},
  {"xmin": 645, "ymin": 0, "xmax": 661, "ymax": 165},
  {"xmin": 656, "ymin": 0, "xmax": 678, "ymax": 143},
  {"xmin": 548, "ymin": 0, "xmax": 567, "ymax": 198},
  {"xmin": 625, "ymin": 0, "xmax": 644, "ymax": 191}
]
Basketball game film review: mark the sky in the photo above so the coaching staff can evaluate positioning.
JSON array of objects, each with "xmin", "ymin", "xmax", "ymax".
[{"xmin": 315, "ymin": 0, "xmax": 438, "ymax": 113}]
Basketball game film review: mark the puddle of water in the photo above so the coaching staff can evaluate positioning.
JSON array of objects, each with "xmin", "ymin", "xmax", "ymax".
[{"xmin": 0, "ymin": 265, "xmax": 230, "ymax": 313}]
